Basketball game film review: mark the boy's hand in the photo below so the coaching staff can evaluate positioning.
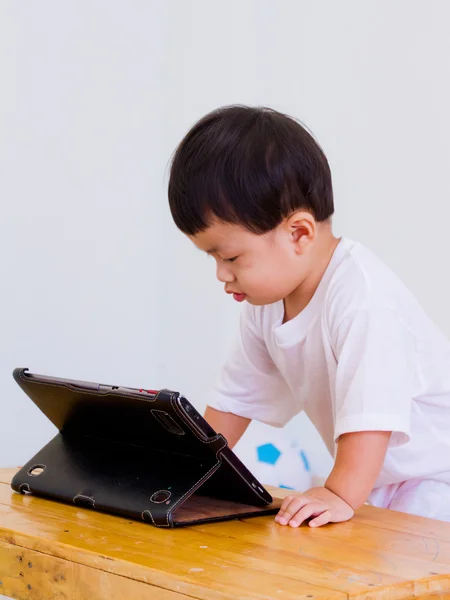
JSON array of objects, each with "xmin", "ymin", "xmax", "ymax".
[
  {"xmin": 275, "ymin": 487, "xmax": 354, "ymax": 528},
  {"xmin": 274, "ymin": 431, "xmax": 390, "ymax": 528}
]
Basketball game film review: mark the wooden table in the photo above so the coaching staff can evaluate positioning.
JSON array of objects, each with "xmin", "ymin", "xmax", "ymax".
[{"xmin": 0, "ymin": 469, "xmax": 450, "ymax": 599}]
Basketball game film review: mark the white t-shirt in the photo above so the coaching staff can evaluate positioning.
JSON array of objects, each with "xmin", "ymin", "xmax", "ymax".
[{"xmin": 209, "ymin": 237, "xmax": 450, "ymax": 489}]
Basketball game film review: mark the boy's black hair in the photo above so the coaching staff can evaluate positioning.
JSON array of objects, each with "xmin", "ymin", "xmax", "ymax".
[{"xmin": 168, "ymin": 105, "xmax": 334, "ymax": 235}]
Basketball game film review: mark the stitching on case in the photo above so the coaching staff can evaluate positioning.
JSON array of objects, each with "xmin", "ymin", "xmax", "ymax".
[
  {"xmin": 141, "ymin": 509, "xmax": 171, "ymax": 528},
  {"xmin": 73, "ymin": 494, "xmax": 95, "ymax": 508},
  {"xmin": 150, "ymin": 489, "xmax": 172, "ymax": 504},
  {"xmin": 167, "ymin": 460, "xmax": 222, "ymax": 527},
  {"xmin": 141, "ymin": 510, "xmax": 156, "ymax": 525}
]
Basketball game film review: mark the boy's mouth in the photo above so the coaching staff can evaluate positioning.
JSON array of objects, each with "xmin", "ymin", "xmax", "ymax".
[
  {"xmin": 226, "ymin": 290, "xmax": 246, "ymax": 303},
  {"xmin": 233, "ymin": 293, "xmax": 246, "ymax": 303}
]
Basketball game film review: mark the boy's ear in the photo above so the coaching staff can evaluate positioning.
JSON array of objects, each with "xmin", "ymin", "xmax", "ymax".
[{"xmin": 285, "ymin": 211, "xmax": 316, "ymax": 254}]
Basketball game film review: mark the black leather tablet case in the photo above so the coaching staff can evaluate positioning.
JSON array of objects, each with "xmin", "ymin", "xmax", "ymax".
[{"xmin": 11, "ymin": 368, "xmax": 281, "ymax": 527}]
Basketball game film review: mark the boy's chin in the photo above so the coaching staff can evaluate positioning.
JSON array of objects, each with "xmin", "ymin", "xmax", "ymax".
[{"xmin": 246, "ymin": 295, "xmax": 281, "ymax": 307}]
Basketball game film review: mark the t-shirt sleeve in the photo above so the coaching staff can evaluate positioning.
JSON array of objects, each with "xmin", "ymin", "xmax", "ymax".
[
  {"xmin": 208, "ymin": 305, "xmax": 297, "ymax": 428},
  {"xmin": 331, "ymin": 304, "xmax": 414, "ymax": 447}
]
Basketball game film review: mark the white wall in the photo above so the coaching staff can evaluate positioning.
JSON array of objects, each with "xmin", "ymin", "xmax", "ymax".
[{"xmin": 1, "ymin": 0, "xmax": 450, "ymax": 481}]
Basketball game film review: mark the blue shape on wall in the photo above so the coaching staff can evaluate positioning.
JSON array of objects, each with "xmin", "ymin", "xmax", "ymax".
[
  {"xmin": 300, "ymin": 450, "xmax": 310, "ymax": 472},
  {"xmin": 257, "ymin": 443, "xmax": 281, "ymax": 465}
]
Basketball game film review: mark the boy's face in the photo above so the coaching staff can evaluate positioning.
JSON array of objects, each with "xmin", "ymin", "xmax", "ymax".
[{"xmin": 189, "ymin": 219, "xmax": 312, "ymax": 306}]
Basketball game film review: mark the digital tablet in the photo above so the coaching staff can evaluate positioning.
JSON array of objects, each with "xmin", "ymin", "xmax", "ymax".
[{"xmin": 11, "ymin": 368, "xmax": 281, "ymax": 527}]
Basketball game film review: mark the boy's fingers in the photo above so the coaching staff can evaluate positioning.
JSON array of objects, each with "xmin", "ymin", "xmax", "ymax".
[
  {"xmin": 288, "ymin": 503, "xmax": 327, "ymax": 528},
  {"xmin": 277, "ymin": 495, "xmax": 303, "ymax": 518},
  {"xmin": 279, "ymin": 495, "xmax": 304, "ymax": 513},
  {"xmin": 308, "ymin": 509, "xmax": 332, "ymax": 528},
  {"xmin": 276, "ymin": 495, "xmax": 310, "ymax": 524}
]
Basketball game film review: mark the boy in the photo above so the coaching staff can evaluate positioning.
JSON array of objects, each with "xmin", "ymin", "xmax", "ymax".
[{"xmin": 168, "ymin": 105, "xmax": 450, "ymax": 527}]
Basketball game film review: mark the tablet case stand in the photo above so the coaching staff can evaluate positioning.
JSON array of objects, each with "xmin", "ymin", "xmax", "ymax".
[{"xmin": 11, "ymin": 368, "xmax": 281, "ymax": 527}]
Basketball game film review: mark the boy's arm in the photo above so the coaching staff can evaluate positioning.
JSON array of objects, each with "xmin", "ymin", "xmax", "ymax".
[
  {"xmin": 276, "ymin": 430, "xmax": 391, "ymax": 528},
  {"xmin": 204, "ymin": 406, "xmax": 251, "ymax": 449},
  {"xmin": 326, "ymin": 430, "xmax": 391, "ymax": 508}
]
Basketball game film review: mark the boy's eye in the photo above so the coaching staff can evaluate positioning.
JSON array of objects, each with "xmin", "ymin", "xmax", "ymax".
[{"xmin": 224, "ymin": 256, "xmax": 238, "ymax": 263}]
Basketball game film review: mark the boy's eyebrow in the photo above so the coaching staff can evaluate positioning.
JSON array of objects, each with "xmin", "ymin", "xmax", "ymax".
[{"xmin": 205, "ymin": 246, "xmax": 218, "ymax": 255}]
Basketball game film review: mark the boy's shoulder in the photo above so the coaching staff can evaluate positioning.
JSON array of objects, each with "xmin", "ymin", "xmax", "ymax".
[{"xmin": 325, "ymin": 238, "xmax": 416, "ymax": 328}]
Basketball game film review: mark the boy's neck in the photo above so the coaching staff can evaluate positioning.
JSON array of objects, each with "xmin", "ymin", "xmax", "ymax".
[{"xmin": 283, "ymin": 229, "xmax": 340, "ymax": 323}]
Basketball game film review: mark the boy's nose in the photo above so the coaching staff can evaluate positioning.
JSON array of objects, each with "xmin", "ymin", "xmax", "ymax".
[{"xmin": 216, "ymin": 262, "xmax": 236, "ymax": 283}]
